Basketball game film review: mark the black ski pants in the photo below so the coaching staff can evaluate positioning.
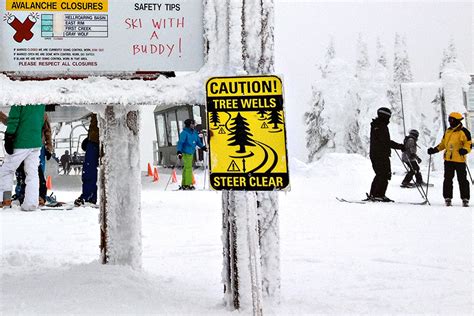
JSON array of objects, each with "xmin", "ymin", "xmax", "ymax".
[
  {"xmin": 402, "ymin": 160, "xmax": 422, "ymax": 184},
  {"xmin": 443, "ymin": 161, "xmax": 470, "ymax": 200},
  {"xmin": 370, "ymin": 156, "xmax": 391, "ymax": 198}
]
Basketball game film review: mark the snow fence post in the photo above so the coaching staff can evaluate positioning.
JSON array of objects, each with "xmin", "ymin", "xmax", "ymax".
[
  {"xmin": 222, "ymin": 190, "xmax": 263, "ymax": 315},
  {"xmin": 99, "ymin": 106, "xmax": 142, "ymax": 268}
]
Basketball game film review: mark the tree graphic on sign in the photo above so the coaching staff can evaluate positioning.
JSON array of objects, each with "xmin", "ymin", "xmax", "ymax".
[
  {"xmin": 210, "ymin": 111, "xmax": 220, "ymax": 127},
  {"xmin": 228, "ymin": 113, "xmax": 256, "ymax": 153},
  {"xmin": 267, "ymin": 110, "xmax": 283, "ymax": 129}
]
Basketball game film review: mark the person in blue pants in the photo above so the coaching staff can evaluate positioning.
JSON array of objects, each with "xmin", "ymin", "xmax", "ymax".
[{"xmin": 75, "ymin": 114, "xmax": 100, "ymax": 206}]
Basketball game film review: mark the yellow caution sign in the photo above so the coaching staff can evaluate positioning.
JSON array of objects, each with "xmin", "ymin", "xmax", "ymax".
[
  {"xmin": 206, "ymin": 75, "xmax": 289, "ymax": 191},
  {"xmin": 6, "ymin": 0, "xmax": 108, "ymax": 12}
]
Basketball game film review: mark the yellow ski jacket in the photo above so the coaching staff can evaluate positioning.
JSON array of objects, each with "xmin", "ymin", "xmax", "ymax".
[{"xmin": 435, "ymin": 125, "xmax": 472, "ymax": 163}]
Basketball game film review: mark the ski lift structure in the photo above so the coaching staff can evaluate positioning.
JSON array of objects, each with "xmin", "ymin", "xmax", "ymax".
[{"xmin": 153, "ymin": 103, "xmax": 207, "ymax": 167}]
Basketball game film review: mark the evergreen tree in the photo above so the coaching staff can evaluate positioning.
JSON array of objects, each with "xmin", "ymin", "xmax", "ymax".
[
  {"xmin": 439, "ymin": 38, "xmax": 458, "ymax": 75},
  {"xmin": 210, "ymin": 111, "xmax": 220, "ymax": 126},
  {"xmin": 320, "ymin": 38, "xmax": 336, "ymax": 78},
  {"xmin": 304, "ymin": 89, "xmax": 329, "ymax": 162},
  {"xmin": 228, "ymin": 113, "xmax": 256, "ymax": 153},
  {"xmin": 375, "ymin": 37, "xmax": 387, "ymax": 68},
  {"xmin": 389, "ymin": 33, "xmax": 413, "ymax": 125},
  {"xmin": 355, "ymin": 33, "xmax": 370, "ymax": 78},
  {"xmin": 267, "ymin": 110, "xmax": 283, "ymax": 129}
]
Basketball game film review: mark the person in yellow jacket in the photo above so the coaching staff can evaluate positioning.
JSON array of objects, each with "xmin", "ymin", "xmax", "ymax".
[{"xmin": 427, "ymin": 112, "xmax": 472, "ymax": 207}]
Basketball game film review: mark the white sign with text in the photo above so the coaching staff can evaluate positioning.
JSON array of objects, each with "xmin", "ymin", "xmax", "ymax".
[{"xmin": 0, "ymin": 0, "xmax": 204, "ymax": 73}]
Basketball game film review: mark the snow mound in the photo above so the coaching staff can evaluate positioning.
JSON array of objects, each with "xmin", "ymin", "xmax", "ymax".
[
  {"xmin": 1, "ymin": 260, "xmax": 209, "ymax": 314},
  {"xmin": 305, "ymin": 153, "xmax": 371, "ymax": 178}
]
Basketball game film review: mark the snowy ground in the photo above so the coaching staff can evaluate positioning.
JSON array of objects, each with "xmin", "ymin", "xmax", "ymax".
[{"xmin": 1, "ymin": 153, "xmax": 472, "ymax": 315}]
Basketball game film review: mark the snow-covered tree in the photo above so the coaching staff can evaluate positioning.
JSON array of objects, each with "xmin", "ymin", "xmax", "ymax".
[
  {"xmin": 354, "ymin": 35, "xmax": 392, "ymax": 154},
  {"xmin": 304, "ymin": 57, "xmax": 362, "ymax": 161},
  {"xmin": 375, "ymin": 37, "xmax": 388, "ymax": 68},
  {"xmin": 304, "ymin": 89, "xmax": 327, "ymax": 162},
  {"xmin": 439, "ymin": 38, "xmax": 458, "ymax": 75},
  {"xmin": 320, "ymin": 37, "xmax": 336, "ymax": 78},
  {"xmin": 388, "ymin": 33, "xmax": 413, "ymax": 131},
  {"xmin": 355, "ymin": 34, "xmax": 370, "ymax": 79}
]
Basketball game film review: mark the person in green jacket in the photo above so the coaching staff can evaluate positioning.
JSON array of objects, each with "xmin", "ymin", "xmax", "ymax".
[{"xmin": 0, "ymin": 104, "xmax": 45, "ymax": 211}]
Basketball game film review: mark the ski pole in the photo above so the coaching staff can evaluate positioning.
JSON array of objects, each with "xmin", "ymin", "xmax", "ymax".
[
  {"xmin": 395, "ymin": 149, "xmax": 430, "ymax": 205},
  {"xmin": 164, "ymin": 166, "xmax": 174, "ymax": 191},
  {"xmin": 426, "ymin": 154, "xmax": 432, "ymax": 199},
  {"xmin": 466, "ymin": 162, "xmax": 474, "ymax": 185}
]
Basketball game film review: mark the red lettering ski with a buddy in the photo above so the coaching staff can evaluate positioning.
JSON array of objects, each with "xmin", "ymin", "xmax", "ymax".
[{"xmin": 4, "ymin": 12, "xmax": 38, "ymax": 43}]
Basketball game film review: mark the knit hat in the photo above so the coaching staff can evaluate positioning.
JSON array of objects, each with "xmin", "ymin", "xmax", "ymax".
[
  {"xmin": 184, "ymin": 119, "xmax": 195, "ymax": 127},
  {"xmin": 377, "ymin": 107, "xmax": 392, "ymax": 119},
  {"xmin": 408, "ymin": 129, "xmax": 419, "ymax": 139}
]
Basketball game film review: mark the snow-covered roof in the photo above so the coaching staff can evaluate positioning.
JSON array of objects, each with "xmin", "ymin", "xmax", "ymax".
[{"xmin": 0, "ymin": 70, "xmax": 212, "ymax": 109}]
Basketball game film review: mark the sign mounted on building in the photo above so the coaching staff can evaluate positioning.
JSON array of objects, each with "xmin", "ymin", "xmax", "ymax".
[
  {"xmin": 206, "ymin": 75, "xmax": 290, "ymax": 191},
  {"xmin": 0, "ymin": 0, "xmax": 204, "ymax": 74}
]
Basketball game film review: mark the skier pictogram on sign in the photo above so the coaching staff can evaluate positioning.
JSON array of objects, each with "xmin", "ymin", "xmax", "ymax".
[{"xmin": 206, "ymin": 75, "xmax": 289, "ymax": 191}]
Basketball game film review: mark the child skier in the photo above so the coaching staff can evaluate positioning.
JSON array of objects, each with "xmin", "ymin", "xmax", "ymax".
[{"xmin": 400, "ymin": 129, "xmax": 424, "ymax": 188}]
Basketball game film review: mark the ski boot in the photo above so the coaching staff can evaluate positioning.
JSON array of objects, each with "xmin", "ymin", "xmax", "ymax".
[
  {"xmin": 74, "ymin": 196, "xmax": 85, "ymax": 207},
  {"xmin": 462, "ymin": 199, "xmax": 469, "ymax": 207},
  {"xmin": 445, "ymin": 198, "xmax": 452, "ymax": 207},
  {"xmin": 1, "ymin": 199, "xmax": 12, "ymax": 208},
  {"xmin": 400, "ymin": 182, "xmax": 415, "ymax": 188}
]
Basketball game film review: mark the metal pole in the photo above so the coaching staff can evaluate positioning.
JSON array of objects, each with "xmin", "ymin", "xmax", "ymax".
[
  {"xmin": 399, "ymin": 84, "xmax": 407, "ymax": 136},
  {"xmin": 426, "ymin": 154, "xmax": 432, "ymax": 198},
  {"xmin": 466, "ymin": 162, "xmax": 474, "ymax": 185}
]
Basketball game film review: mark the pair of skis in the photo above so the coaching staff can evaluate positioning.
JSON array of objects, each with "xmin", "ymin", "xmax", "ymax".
[{"xmin": 336, "ymin": 197, "xmax": 428, "ymax": 206}]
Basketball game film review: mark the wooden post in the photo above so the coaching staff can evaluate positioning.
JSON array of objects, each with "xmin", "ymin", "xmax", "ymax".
[{"xmin": 99, "ymin": 106, "xmax": 142, "ymax": 268}]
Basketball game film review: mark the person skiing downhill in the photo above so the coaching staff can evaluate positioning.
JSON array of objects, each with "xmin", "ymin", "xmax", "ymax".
[
  {"xmin": 400, "ymin": 129, "xmax": 425, "ymax": 188},
  {"xmin": 367, "ymin": 107, "xmax": 405, "ymax": 202},
  {"xmin": 427, "ymin": 112, "xmax": 472, "ymax": 207},
  {"xmin": 176, "ymin": 119, "xmax": 207, "ymax": 190}
]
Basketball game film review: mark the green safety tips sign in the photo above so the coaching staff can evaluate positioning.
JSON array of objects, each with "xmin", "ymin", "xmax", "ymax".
[{"xmin": 206, "ymin": 75, "xmax": 289, "ymax": 191}]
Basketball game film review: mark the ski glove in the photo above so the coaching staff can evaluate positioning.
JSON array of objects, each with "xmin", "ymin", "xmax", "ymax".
[
  {"xmin": 45, "ymin": 150, "xmax": 52, "ymax": 161},
  {"xmin": 459, "ymin": 148, "xmax": 468, "ymax": 156},
  {"xmin": 177, "ymin": 151, "xmax": 182, "ymax": 160},
  {"xmin": 427, "ymin": 147, "xmax": 438, "ymax": 155},
  {"xmin": 202, "ymin": 146, "xmax": 207, "ymax": 152},
  {"xmin": 416, "ymin": 157, "xmax": 422, "ymax": 163},
  {"xmin": 4, "ymin": 133, "xmax": 14, "ymax": 155}
]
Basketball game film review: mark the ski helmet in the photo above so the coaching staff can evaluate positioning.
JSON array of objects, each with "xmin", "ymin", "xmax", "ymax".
[
  {"xmin": 408, "ymin": 129, "xmax": 419, "ymax": 139},
  {"xmin": 184, "ymin": 119, "xmax": 195, "ymax": 127},
  {"xmin": 448, "ymin": 112, "xmax": 463, "ymax": 120},
  {"xmin": 377, "ymin": 107, "xmax": 392, "ymax": 119}
]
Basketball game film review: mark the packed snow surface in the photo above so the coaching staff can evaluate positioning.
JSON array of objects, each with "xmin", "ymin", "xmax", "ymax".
[{"xmin": 1, "ymin": 153, "xmax": 472, "ymax": 314}]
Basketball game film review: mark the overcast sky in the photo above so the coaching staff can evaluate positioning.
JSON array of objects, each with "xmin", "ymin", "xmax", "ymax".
[{"xmin": 275, "ymin": 0, "xmax": 473, "ymax": 161}]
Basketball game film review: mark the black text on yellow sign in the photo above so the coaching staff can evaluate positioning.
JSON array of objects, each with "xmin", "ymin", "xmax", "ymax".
[
  {"xmin": 206, "ymin": 75, "xmax": 289, "ymax": 191},
  {"xmin": 6, "ymin": 0, "xmax": 108, "ymax": 12}
]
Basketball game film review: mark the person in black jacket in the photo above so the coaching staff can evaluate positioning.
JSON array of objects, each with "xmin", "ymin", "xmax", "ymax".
[{"xmin": 367, "ymin": 107, "xmax": 404, "ymax": 202}]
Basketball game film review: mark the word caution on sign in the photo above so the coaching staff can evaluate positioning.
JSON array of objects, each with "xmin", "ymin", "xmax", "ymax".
[{"xmin": 206, "ymin": 75, "xmax": 290, "ymax": 191}]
